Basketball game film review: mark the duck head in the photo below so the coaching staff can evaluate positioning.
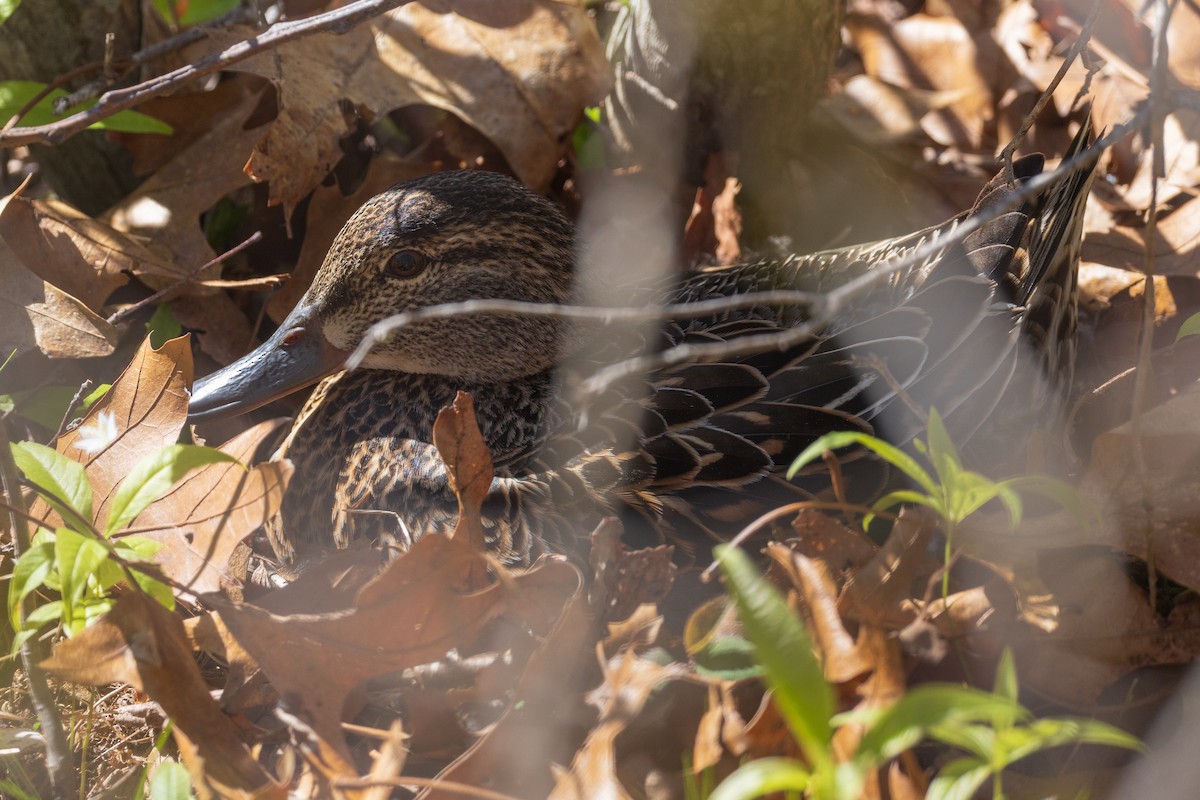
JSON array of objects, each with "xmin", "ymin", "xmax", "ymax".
[{"xmin": 188, "ymin": 170, "xmax": 576, "ymax": 422}]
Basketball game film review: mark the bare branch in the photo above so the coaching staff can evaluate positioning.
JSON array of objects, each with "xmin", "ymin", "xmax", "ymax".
[
  {"xmin": 50, "ymin": 4, "xmax": 261, "ymax": 114},
  {"xmin": 0, "ymin": 0, "xmax": 411, "ymax": 148}
]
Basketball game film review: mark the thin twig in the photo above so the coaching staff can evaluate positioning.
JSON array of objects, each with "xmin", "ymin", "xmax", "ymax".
[
  {"xmin": 2, "ymin": 63, "xmax": 104, "ymax": 131},
  {"xmin": 52, "ymin": 5, "xmax": 261, "ymax": 113},
  {"xmin": 698, "ymin": 500, "xmax": 894, "ymax": 581},
  {"xmin": 106, "ymin": 231, "xmax": 263, "ymax": 326},
  {"xmin": 0, "ymin": 0, "xmax": 411, "ymax": 148},
  {"xmin": 1131, "ymin": 0, "xmax": 1177, "ymax": 613},
  {"xmin": 50, "ymin": 379, "xmax": 93, "ymax": 443},
  {"xmin": 0, "ymin": 418, "xmax": 78, "ymax": 799},
  {"xmin": 999, "ymin": 0, "xmax": 1102, "ymax": 172}
]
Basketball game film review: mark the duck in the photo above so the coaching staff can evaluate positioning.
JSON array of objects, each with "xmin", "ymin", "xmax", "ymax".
[{"xmin": 188, "ymin": 126, "xmax": 1096, "ymax": 567}]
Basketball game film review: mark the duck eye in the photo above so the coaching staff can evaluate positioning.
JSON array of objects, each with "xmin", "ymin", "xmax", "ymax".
[{"xmin": 386, "ymin": 250, "xmax": 428, "ymax": 278}]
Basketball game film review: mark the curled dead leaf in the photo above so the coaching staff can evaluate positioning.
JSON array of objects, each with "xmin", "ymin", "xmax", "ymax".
[{"xmin": 431, "ymin": 391, "xmax": 493, "ymax": 558}]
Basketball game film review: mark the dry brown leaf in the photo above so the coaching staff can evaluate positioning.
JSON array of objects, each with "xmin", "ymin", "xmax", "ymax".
[
  {"xmin": 547, "ymin": 652, "xmax": 689, "ymax": 800},
  {"xmin": 431, "ymin": 391, "xmax": 493, "ymax": 557},
  {"xmin": 767, "ymin": 545, "xmax": 872, "ymax": 684},
  {"xmin": 588, "ymin": 516, "xmax": 676, "ymax": 623},
  {"xmin": 1168, "ymin": 0, "xmax": 1200, "ymax": 90},
  {"xmin": 221, "ymin": 0, "xmax": 608, "ymax": 216},
  {"xmin": 422, "ymin": 563, "xmax": 591, "ymax": 800},
  {"xmin": 822, "ymin": 74, "xmax": 968, "ymax": 147},
  {"xmin": 212, "ymin": 534, "xmax": 580, "ymax": 771},
  {"xmin": 254, "ymin": 548, "xmax": 389, "ymax": 616},
  {"xmin": 789, "ymin": 507, "xmax": 878, "ymax": 573},
  {"xmin": 35, "ymin": 336, "xmax": 192, "ymax": 530},
  {"xmin": 839, "ymin": 507, "xmax": 939, "ymax": 631},
  {"xmin": 0, "ymin": 193, "xmax": 156, "ymax": 309},
  {"xmin": 129, "ymin": 420, "xmax": 294, "ymax": 597},
  {"xmin": 363, "ymin": 720, "xmax": 408, "ymax": 800},
  {"xmin": 692, "ymin": 684, "xmax": 726, "ymax": 774},
  {"xmin": 960, "ymin": 386, "xmax": 1200, "ymax": 599},
  {"xmin": 0, "ymin": 240, "xmax": 119, "ymax": 358},
  {"xmin": 847, "ymin": 11, "xmax": 995, "ymax": 150},
  {"xmin": 1009, "ymin": 551, "xmax": 1200, "ymax": 706},
  {"xmin": 41, "ymin": 592, "xmax": 284, "ymax": 798},
  {"xmin": 106, "ymin": 77, "xmax": 268, "ymax": 274},
  {"xmin": 1083, "ymin": 191, "xmax": 1200, "ymax": 276}
]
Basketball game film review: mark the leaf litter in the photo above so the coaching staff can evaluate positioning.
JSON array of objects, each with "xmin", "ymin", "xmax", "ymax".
[{"xmin": 4, "ymin": 0, "xmax": 1200, "ymax": 797}]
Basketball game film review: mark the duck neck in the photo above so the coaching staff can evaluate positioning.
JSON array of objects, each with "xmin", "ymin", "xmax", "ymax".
[{"xmin": 312, "ymin": 368, "xmax": 557, "ymax": 457}]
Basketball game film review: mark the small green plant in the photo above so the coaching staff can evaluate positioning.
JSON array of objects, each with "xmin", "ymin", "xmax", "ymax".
[
  {"xmin": 788, "ymin": 408, "xmax": 1079, "ymax": 596},
  {"xmin": 0, "ymin": 81, "xmax": 170, "ymax": 133},
  {"xmin": 7, "ymin": 440, "xmax": 234, "ymax": 650},
  {"xmin": 710, "ymin": 545, "xmax": 1144, "ymax": 800},
  {"xmin": 1176, "ymin": 311, "xmax": 1200, "ymax": 342}
]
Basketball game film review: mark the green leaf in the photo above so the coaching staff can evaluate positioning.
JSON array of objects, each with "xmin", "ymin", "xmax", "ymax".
[
  {"xmin": 925, "ymin": 756, "xmax": 992, "ymax": 800},
  {"xmin": 149, "ymin": 759, "xmax": 193, "ymax": 800},
  {"xmin": 691, "ymin": 633, "xmax": 763, "ymax": 681},
  {"xmin": 105, "ymin": 444, "xmax": 237, "ymax": 536},
  {"xmin": 1002, "ymin": 475, "xmax": 1090, "ymax": 523},
  {"xmin": 865, "ymin": 489, "xmax": 943, "ymax": 530},
  {"xmin": 55, "ymin": 527, "xmax": 108, "ymax": 608},
  {"xmin": 8, "ymin": 540, "xmax": 54, "ymax": 629},
  {"xmin": 11, "ymin": 441, "xmax": 93, "ymax": 524},
  {"xmin": 1177, "ymin": 311, "xmax": 1200, "ymax": 342},
  {"xmin": 0, "ymin": 80, "xmax": 171, "ymax": 134},
  {"xmin": 709, "ymin": 757, "xmax": 810, "ymax": 800},
  {"xmin": 0, "ymin": 0, "xmax": 22, "ymax": 26},
  {"xmin": 924, "ymin": 408, "xmax": 962, "ymax": 486},
  {"xmin": 945, "ymin": 470, "xmax": 1005, "ymax": 525},
  {"xmin": 145, "ymin": 305, "xmax": 182, "ymax": 349},
  {"xmin": 993, "ymin": 648, "xmax": 1018, "ymax": 704},
  {"xmin": 8, "ymin": 383, "xmax": 109, "ymax": 432},
  {"xmin": 789, "ymin": 431, "xmax": 937, "ymax": 494},
  {"xmin": 118, "ymin": 537, "xmax": 175, "ymax": 611},
  {"xmin": 927, "ymin": 722, "xmax": 997, "ymax": 760},
  {"xmin": 716, "ymin": 545, "xmax": 834, "ymax": 769},
  {"xmin": 20, "ymin": 599, "xmax": 63, "ymax": 630},
  {"xmin": 1001, "ymin": 717, "xmax": 1145, "ymax": 763},
  {"xmin": 851, "ymin": 686, "xmax": 1025, "ymax": 765}
]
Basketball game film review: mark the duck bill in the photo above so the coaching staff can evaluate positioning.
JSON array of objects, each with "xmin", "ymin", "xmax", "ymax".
[{"xmin": 187, "ymin": 300, "xmax": 350, "ymax": 423}]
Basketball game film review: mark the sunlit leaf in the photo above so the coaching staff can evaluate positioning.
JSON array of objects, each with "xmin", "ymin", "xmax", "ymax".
[
  {"xmin": 11, "ymin": 441, "xmax": 93, "ymax": 524},
  {"xmin": 149, "ymin": 759, "xmax": 193, "ymax": 800},
  {"xmin": 0, "ymin": 80, "xmax": 171, "ymax": 133},
  {"xmin": 0, "ymin": 0, "xmax": 21, "ymax": 26},
  {"xmin": 789, "ymin": 431, "xmax": 937, "ymax": 494},
  {"xmin": 716, "ymin": 545, "xmax": 834, "ymax": 769},
  {"xmin": 709, "ymin": 757, "xmax": 811, "ymax": 800},
  {"xmin": 925, "ymin": 756, "xmax": 991, "ymax": 800},
  {"xmin": 8, "ymin": 540, "xmax": 53, "ymax": 631},
  {"xmin": 849, "ymin": 685, "xmax": 1024, "ymax": 765},
  {"xmin": 105, "ymin": 444, "xmax": 238, "ymax": 536}
]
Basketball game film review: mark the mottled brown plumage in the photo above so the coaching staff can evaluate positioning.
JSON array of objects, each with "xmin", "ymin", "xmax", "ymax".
[{"xmin": 190, "ymin": 129, "xmax": 1095, "ymax": 567}]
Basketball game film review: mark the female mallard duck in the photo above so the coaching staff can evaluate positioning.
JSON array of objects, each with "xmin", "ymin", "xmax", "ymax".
[{"xmin": 189, "ymin": 130, "xmax": 1095, "ymax": 566}]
